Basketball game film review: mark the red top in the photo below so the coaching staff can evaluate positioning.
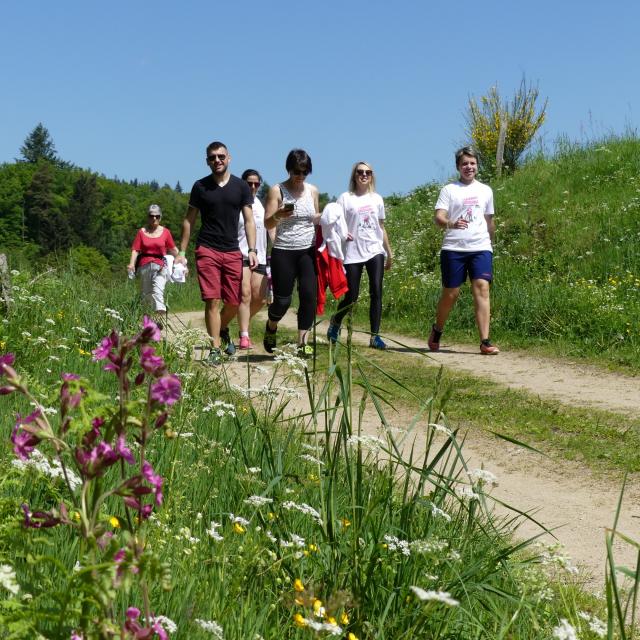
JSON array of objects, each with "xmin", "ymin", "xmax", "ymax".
[{"xmin": 131, "ymin": 227, "xmax": 176, "ymax": 268}]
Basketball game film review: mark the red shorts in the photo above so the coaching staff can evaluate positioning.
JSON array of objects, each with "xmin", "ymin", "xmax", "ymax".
[{"xmin": 195, "ymin": 246, "xmax": 243, "ymax": 305}]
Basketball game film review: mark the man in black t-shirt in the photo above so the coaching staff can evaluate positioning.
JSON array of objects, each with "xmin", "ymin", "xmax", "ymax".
[{"xmin": 176, "ymin": 141, "xmax": 257, "ymax": 364}]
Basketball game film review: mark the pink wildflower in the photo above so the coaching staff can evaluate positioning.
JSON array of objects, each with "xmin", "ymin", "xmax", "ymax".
[
  {"xmin": 150, "ymin": 375, "xmax": 181, "ymax": 406},
  {"xmin": 140, "ymin": 346, "xmax": 165, "ymax": 376}
]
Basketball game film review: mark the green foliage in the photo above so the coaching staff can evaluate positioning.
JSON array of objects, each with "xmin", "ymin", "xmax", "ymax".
[
  {"xmin": 465, "ymin": 77, "xmax": 547, "ymax": 174},
  {"xmin": 67, "ymin": 245, "xmax": 111, "ymax": 278}
]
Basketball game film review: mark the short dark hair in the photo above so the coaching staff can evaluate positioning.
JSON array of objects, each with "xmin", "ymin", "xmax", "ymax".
[
  {"xmin": 241, "ymin": 169, "xmax": 262, "ymax": 182},
  {"xmin": 285, "ymin": 149, "xmax": 312, "ymax": 174},
  {"xmin": 206, "ymin": 141, "xmax": 228, "ymax": 155},
  {"xmin": 455, "ymin": 146, "xmax": 479, "ymax": 167}
]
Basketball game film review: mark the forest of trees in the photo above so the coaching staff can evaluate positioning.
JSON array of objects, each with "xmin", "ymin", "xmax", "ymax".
[
  {"xmin": 1, "ymin": 124, "xmax": 334, "ymax": 274},
  {"xmin": 0, "ymin": 125, "xmax": 190, "ymax": 272}
]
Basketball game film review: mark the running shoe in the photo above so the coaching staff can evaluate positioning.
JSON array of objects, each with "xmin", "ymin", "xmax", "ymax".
[
  {"xmin": 220, "ymin": 327, "xmax": 236, "ymax": 356},
  {"xmin": 480, "ymin": 339, "xmax": 500, "ymax": 355},
  {"xmin": 427, "ymin": 325, "xmax": 442, "ymax": 352},
  {"xmin": 238, "ymin": 335, "xmax": 253, "ymax": 350},
  {"xmin": 263, "ymin": 321, "xmax": 277, "ymax": 354},
  {"xmin": 297, "ymin": 344, "xmax": 314, "ymax": 358},
  {"xmin": 203, "ymin": 348, "xmax": 223, "ymax": 367},
  {"xmin": 326, "ymin": 318, "xmax": 341, "ymax": 344},
  {"xmin": 369, "ymin": 335, "xmax": 387, "ymax": 350}
]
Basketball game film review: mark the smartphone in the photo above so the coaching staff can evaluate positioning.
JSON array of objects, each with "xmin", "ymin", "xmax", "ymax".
[{"xmin": 283, "ymin": 202, "xmax": 294, "ymax": 212}]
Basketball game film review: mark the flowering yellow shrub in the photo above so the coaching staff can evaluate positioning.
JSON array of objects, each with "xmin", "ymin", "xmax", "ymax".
[{"xmin": 466, "ymin": 77, "xmax": 547, "ymax": 173}]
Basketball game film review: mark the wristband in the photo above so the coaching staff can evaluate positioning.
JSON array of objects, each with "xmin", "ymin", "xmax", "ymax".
[
  {"xmin": 179, "ymin": 250, "xmax": 186, "ymax": 257},
  {"xmin": 248, "ymin": 248, "xmax": 257, "ymax": 254}
]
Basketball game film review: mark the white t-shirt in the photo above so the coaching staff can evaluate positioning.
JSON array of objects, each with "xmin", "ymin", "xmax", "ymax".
[
  {"xmin": 238, "ymin": 197, "xmax": 267, "ymax": 264},
  {"xmin": 435, "ymin": 180, "xmax": 494, "ymax": 252},
  {"xmin": 337, "ymin": 191, "xmax": 386, "ymax": 264}
]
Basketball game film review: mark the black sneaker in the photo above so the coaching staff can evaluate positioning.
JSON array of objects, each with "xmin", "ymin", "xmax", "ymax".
[
  {"xmin": 220, "ymin": 327, "xmax": 236, "ymax": 356},
  {"xmin": 428, "ymin": 324, "xmax": 442, "ymax": 352},
  {"xmin": 263, "ymin": 321, "xmax": 277, "ymax": 354}
]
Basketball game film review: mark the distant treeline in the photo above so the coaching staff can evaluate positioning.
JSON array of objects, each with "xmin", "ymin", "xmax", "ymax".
[{"xmin": 0, "ymin": 159, "xmax": 188, "ymax": 270}]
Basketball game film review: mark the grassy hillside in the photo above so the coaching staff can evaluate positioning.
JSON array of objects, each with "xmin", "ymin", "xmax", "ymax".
[{"xmin": 364, "ymin": 136, "xmax": 640, "ymax": 371}]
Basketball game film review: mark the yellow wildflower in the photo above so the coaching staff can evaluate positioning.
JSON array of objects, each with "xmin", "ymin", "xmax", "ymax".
[
  {"xmin": 109, "ymin": 516, "xmax": 120, "ymax": 528},
  {"xmin": 348, "ymin": 633, "xmax": 359, "ymax": 640},
  {"xmin": 313, "ymin": 599, "xmax": 325, "ymax": 617},
  {"xmin": 293, "ymin": 578, "xmax": 305, "ymax": 592},
  {"xmin": 233, "ymin": 522, "xmax": 245, "ymax": 534},
  {"xmin": 341, "ymin": 518, "xmax": 351, "ymax": 528},
  {"xmin": 340, "ymin": 612, "xmax": 350, "ymax": 625},
  {"xmin": 293, "ymin": 613, "xmax": 307, "ymax": 628}
]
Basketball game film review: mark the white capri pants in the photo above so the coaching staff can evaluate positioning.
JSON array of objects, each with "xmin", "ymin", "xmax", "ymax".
[{"xmin": 138, "ymin": 262, "xmax": 168, "ymax": 312}]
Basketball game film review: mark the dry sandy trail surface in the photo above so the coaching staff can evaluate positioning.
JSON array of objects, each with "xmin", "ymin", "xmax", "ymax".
[{"xmin": 170, "ymin": 310, "xmax": 639, "ymax": 590}]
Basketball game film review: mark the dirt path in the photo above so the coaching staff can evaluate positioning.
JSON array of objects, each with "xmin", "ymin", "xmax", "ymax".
[{"xmin": 170, "ymin": 310, "xmax": 640, "ymax": 589}]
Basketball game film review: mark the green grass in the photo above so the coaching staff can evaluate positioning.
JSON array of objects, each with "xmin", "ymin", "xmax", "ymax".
[{"xmin": 0, "ymin": 267, "xmax": 617, "ymax": 639}]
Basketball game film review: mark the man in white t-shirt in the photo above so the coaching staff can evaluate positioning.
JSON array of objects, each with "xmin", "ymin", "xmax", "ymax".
[{"xmin": 428, "ymin": 146, "xmax": 499, "ymax": 355}]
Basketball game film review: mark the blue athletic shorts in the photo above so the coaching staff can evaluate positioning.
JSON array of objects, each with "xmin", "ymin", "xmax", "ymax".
[{"xmin": 440, "ymin": 250, "xmax": 493, "ymax": 288}]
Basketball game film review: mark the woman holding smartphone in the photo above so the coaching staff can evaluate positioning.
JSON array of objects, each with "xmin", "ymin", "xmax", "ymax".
[
  {"xmin": 327, "ymin": 161, "xmax": 393, "ymax": 349},
  {"xmin": 263, "ymin": 149, "xmax": 321, "ymax": 356}
]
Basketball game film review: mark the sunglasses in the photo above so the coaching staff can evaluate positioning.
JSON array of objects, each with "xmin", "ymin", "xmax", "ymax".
[
  {"xmin": 291, "ymin": 169, "xmax": 309, "ymax": 177},
  {"xmin": 356, "ymin": 169, "xmax": 373, "ymax": 177},
  {"xmin": 148, "ymin": 214, "xmax": 161, "ymax": 219},
  {"xmin": 246, "ymin": 181, "xmax": 261, "ymax": 188},
  {"xmin": 207, "ymin": 154, "xmax": 227, "ymax": 161}
]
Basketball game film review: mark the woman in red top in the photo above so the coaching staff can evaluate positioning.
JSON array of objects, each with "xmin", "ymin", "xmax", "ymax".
[{"xmin": 127, "ymin": 204, "xmax": 179, "ymax": 312}]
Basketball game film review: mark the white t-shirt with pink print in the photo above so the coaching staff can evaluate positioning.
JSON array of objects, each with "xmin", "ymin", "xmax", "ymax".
[{"xmin": 435, "ymin": 180, "xmax": 494, "ymax": 252}]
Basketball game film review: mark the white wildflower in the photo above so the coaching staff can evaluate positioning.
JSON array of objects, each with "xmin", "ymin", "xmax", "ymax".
[
  {"xmin": 384, "ymin": 535, "xmax": 411, "ymax": 556},
  {"xmin": 44, "ymin": 318, "xmax": 55, "ymax": 325},
  {"xmin": 552, "ymin": 619, "xmax": 578, "ymax": 640},
  {"xmin": 247, "ymin": 467, "xmax": 261, "ymax": 475},
  {"xmin": 229, "ymin": 514, "xmax": 250, "ymax": 527},
  {"xmin": 455, "ymin": 485, "xmax": 479, "ymax": 501},
  {"xmin": 410, "ymin": 587, "xmax": 459, "ymax": 606},
  {"xmin": 0, "ymin": 564, "xmax": 20, "ymax": 595},
  {"xmin": 430, "ymin": 503, "xmax": 452, "ymax": 521},
  {"xmin": 282, "ymin": 501, "xmax": 322, "ymax": 525},
  {"xmin": 151, "ymin": 616, "xmax": 177, "ymax": 634},
  {"xmin": 72, "ymin": 326, "xmax": 90, "ymax": 335},
  {"xmin": 195, "ymin": 619, "xmax": 224, "ymax": 638},
  {"xmin": 300, "ymin": 454, "xmax": 324, "ymax": 466},
  {"xmin": 302, "ymin": 618, "xmax": 342, "ymax": 635},
  {"xmin": 206, "ymin": 521, "xmax": 224, "ymax": 542},
  {"xmin": 12, "ymin": 449, "xmax": 82, "ymax": 491},
  {"xmin": 244, "ymin": 495, "xmax": 273, "ymax": 508},
  {"xmin": 21, "ymin": 331, "xmax": 32, "ymax": 338},
  {"xmin": 346, "ymin": 435, "xmax": 385, "ymax": 453},
  {"xmin": 469, "ymin": 468, "xmax": 498, "ymax": 487}
]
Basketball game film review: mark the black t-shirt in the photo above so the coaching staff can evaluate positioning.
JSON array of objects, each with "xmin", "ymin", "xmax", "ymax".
[{"xmin": 189, "ymin": 174, "xmax": 253, "ymax": 252}]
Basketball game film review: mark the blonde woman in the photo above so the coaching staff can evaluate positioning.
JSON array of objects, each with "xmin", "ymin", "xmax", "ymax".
[{"xmin": 327, "ymin": 162, "xmax": 392, "ymax": 349}]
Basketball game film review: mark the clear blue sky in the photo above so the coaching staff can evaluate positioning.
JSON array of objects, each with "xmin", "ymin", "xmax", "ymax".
[{"xmin": 1, "ymin": 0, "xmax": 638, "ymax": 198}]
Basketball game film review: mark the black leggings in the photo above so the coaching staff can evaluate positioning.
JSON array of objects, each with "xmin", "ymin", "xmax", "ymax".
[
  {"xmin": 334, "ymin": 253, "xmax": 385, "ymax": 334},
  {"xmin": 268, "ymin": 246, "xmax": 317, "ymax": 330}
]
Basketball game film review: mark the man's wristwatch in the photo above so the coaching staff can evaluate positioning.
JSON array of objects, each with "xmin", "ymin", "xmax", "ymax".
[{"xmin": 248, "ymin": 248, "xmax": 257, "ymax": 254}]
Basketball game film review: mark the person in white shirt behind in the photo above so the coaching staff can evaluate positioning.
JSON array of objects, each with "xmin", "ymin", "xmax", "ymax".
[
  {"xmin": 236, "ymin": 169, "xmax": 274, "ymax": 349},
  {"xmin": 326, "ymin": 161, "xmax": 393, "ymax": 350},
  {"xmin": 428, "ymin": 146, "xmax": 499, "ymax": 355}
]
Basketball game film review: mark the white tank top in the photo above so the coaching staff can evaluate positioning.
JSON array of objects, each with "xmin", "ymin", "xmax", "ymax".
[{"xmin": 273, "ymin": 183, "xmax": 316, "ymax": 250}]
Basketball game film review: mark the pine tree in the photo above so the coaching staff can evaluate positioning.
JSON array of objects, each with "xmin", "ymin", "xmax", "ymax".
[
  {"xmin": 175, "ymin": 181, "xmax": 183, "ymax": 193},
  {"xmin": 19, "ymin": 123, "xmax": 58, "ymax": 163},
  {"xmin": 68, "ymin": 172, "xmax": 103, "ymax": 246},
  {"xmin": 24, "ymin": 162, "xmax": 72, "ymax": 252}
]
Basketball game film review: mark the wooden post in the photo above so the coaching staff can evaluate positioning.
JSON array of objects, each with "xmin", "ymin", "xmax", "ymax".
[
  {"xmin": 0, "ymin": 254, "xmax": 11, "ymax": 312},
  {"xmin": 495, "ymin": 117, "xmax": 507, "ymax": 177}
]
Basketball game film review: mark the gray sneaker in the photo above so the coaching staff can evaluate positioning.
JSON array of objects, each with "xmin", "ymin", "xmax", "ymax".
[{"xmin": 220, "ymin": 327, "xmax": 236, "ymax": 356}]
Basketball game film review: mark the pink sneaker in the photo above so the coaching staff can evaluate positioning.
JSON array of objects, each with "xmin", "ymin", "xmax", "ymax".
[{"xmin": 238, "ymin": 336, "xmax": 253, "ymax": 350}]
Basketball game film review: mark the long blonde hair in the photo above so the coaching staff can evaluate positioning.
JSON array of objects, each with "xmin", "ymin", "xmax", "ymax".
[{"xmin": 348, "ymin": 161, "xmax": 376, "ymax": 194}]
